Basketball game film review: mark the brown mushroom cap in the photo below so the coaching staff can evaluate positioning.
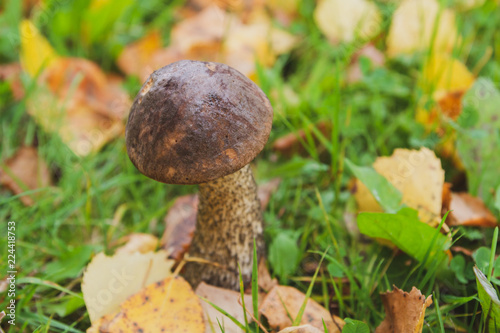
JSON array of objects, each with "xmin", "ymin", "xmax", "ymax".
[{"xmin": 126, "ymin": 60, "xmax": 273, "ymax": 185}]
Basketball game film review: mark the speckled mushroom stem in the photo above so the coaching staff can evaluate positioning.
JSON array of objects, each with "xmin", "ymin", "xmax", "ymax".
[{"xmin": 183, "ymin": 164, "xmax": 264, "ymax": 290}]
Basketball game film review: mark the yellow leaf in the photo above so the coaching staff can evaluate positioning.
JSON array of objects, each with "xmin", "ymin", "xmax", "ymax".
[
  {"xmin": 314, "ymin": 0, "xmax": 382, "ymax": 44},
  {"xmin": 354, "ymin": 148, "xmax": 445, "ymax": 225},
  {"xmin": 19, "ymin": 20, "xmax": 58, "ymax": 76},
  {"xmin": 87, "ymin": 276, "xmax": 205, "ymax": 333},
  {"xmin": 386, "ymin": 0, "xmax": 457, "ymax": 57},
  {"xmin": 422, "ymin": 53, "xmax": 475, "ymax": 100},
  {"xmin": 82, "ymin": 250, "xmax": 174, "ymax": 322}
]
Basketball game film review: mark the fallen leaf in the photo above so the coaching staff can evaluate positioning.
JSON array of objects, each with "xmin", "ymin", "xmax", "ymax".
[
  {"xmin": 19, "ymin": 20, "xmax": 58, "ymax": 76},
  {"xmin": 161, "ymin": 180, "xmax": 281, "ymax": 260},
  {"xmin": 161, "ymin": 194, "xmax": 199, "ymax": 261},
  {"xmin": 117, "ymin": 30, "xmax": 162, "ymax": 82},
  {"xmin": 386, "ymin": 0, "xmax": 457, "ymax": 57},
  {"xmin": 375, "ymin": 286, "xmax": 433, "ymax": 333},
  {"xmin": 25, "ymin": 57, "xmax": 130, "ymax": 156},
  {"xmin": 354, "ymin": 148, "xmax": 445, "ymax": 225},
  {"xmin": 114, "ymin": 233, "xmax": 159, "ymax": 255},
  {"xmin": 259, "ymin": 285, "xmax": 344, "ymax": 332},
  {"xmin": 88, "ymin": 276, "xmax": 205, "ymax": 333},
  {"xmin": 441, "ymin": 182, "xmax": 452, "ymax": 217},
  {"xmin": 196, "ymin": 282, "xmax": 254, "ymax": 333},
  {"xmin": 278, "ymin": 325, "xmax": 323, "ymax": 333},
  {"xmin": 0, "ymin": 63, "xmax": 24, "ymax": 100},
  {"xmin": 314, "ymin": 0, "xmax": 381, "ymax": 44},
  {"xmin": 118, "ymin": 4, "xmax": 297, "ymax": 82},
  {"xmin": 0, "ymin": 146, "xmax": 51, "ymax": 206},
  {"xmin": 82, "ymin": 250, "xmax": 174, "ymax": 322},
  {"xmin": 447, "ymin": 192, "xmax": 498, "ymax": 227},
  {"xmin": 258, "ymin": 258, "xmax": 278, "ymax": 292}
]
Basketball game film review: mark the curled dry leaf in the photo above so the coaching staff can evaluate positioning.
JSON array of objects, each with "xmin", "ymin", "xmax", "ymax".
[
  {"xmin": 82, "ymin": 250, "xmax": 174, "ymax": 322},
  {"xmin": 0, "ymin": 147, "xmax": 51, "ymax": 206},
  {"xmin": 259, "ymin": 285, "xmax": 344, "ymax": 332},
  {"xmin": 278, "ymin": 325, "xmax": 323, "ymax": 333},
  {"xmin": 375, "ymin": 286, "xmax": 433, "ymax": 333},
  {"xmin": 114, "ymin": 233, "xmax": 159, "ymax": 255},
  {"xmin": 88, "ymin": 276, "xmax": 205, "ymax": 333},
  {"xmin": 196, "ymin": 282, "xmax": 254, "ymax": 333},
  {"xmin": 354, "ymin": 147, "xmax": 445, "ymax": 225},
  {"xmin": 314, "ymin": 0, "xmax": 381, "ymax": 44},
  {"xmin": 447, "ymin": 192, "xmax": 498, "ymax": 227},
  {"xmin": 386, "ymin": 0, "xmax": 457, "ymax": 57},
  {"xmin": 161, "ymin": 179, "xmax": 281, "ymax": 260}
]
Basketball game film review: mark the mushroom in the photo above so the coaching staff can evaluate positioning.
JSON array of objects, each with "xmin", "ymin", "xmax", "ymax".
[{"xmin": 125, "ymin": 60, "xmax": 273, "ymax": 290}]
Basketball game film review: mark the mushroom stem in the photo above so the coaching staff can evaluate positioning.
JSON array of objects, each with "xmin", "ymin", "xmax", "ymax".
[{"xmin": 183, "ymin": 164, "xmax": 264, "ymax": 290}]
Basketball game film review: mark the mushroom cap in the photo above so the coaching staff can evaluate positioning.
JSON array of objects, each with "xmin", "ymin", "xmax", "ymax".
[{"xmin": 126, "ymin": 60, "xmax": 273, "ymax": 185}]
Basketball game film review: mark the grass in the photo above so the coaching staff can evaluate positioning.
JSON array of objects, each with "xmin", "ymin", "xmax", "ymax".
[{"xmin": 1, "ymin": 0, "xmax": 500, "ymax": 332}]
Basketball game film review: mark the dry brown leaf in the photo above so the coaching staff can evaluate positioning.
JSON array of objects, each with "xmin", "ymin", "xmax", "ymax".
[
  {"xmin": 386, "ymin": 0, "xmax": 457, "ymax": 57},
  {"xmin": 0, "ymin": 147, "xmax": 51, "ymax": 206},
  {"xmin": 161, "ymin": 194, "xmax": 199, "ymax": 261},
  {"xmin": 272, "ymin": 121, "xmax": 332, "ymax": 157},
  {"xmin": 171, "ymin": 5, "xmax": 226, "ymax": 60},
  {"xmin": 346, "ymin": 44, "xmax": 385, "ymax": 84},
  {"xmin": 82, "ymin": 250, "xmax": 174, "ymax": 322},
  {"xmin": 0, "ymin": 63, "xmax": 24, "ymax": 100},
  {"xmin": 354, "ymin": 147, "xmax": 445, "ymax": 225},
  {"xmin": 88, "ymin": 276, "xmax": 205, "ymax": 333},
  {"xmin": 314, "ymin": 0, "xmax": 381, "ymax": 44},
  {"xmin": 278, "ymin": 325, "xmax": 323, "ymax": 333},
  {"xmin": 259, "ymin": 285, "xmax": 344, "ymax": 332},
  {"xmin": 447, "ymin": 192, "xmax": 498, "ymax": 227},
  {"xmin": 114, "ymin": 233, "xmax": 159, "ymax": 255},
  {"xmin": 375, "ymin": 286, "xmax": 433, "ymax": 333},
  {"xmin": 27, "ymin": 58, "xmax": 130, "ymax": 156},
  {"xmin": 258, "ymin": 258, "xmax": 278, "ymax": 292},
  {"xmin": 119, "ymin": 4, "xmax": 297, "ymax": 82},
  {"xmin": 196, "ymin": 282, "xmax": 254, "ymax": 333},
  {"xmin": 117, "ymin": 30, "xmax": 162, "ymax": 82},
  {"xmin": 161, "ymin": 180, "xmax": 281, "ymax": 260},
  {"xmin": 441, "ymin": 182, "xmax": 452, "ymax": 217}
]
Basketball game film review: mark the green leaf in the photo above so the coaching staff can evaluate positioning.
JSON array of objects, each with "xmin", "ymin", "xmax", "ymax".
[
  {"xmin": 357, "ymin": 208, "xmax": 450, "ymax": 266},
  {"xmin": 450, "ymin": 255, "xmax": 469, "ymax": 284},
  {"xmin": 473, "ymin": 247, "xmax": 492, "ymax": 274},
  {"xmin": 345, "ymin": 159, "xmax": 402, "ymax": 213},
  {"xmin": 342, "ymin": 318, "xmax": 370, "ymax": 333},
  {"xmin": 268, "ymin": 232, "xmax": 300, "ymax": 280},
  {"xmin": 473, "ymin": 266, "xmax": 500, "ymax": 332},
  {"xmin": 457, "ymin": 78, "xmax": 500, "ymax": 209}
]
